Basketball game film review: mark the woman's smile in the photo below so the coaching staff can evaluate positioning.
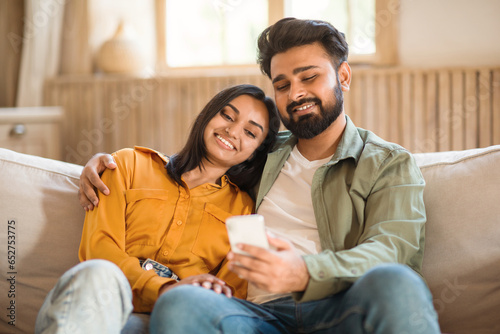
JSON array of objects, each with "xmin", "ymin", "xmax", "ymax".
[{"xmin": 215, "ymin": 133, "xmax": 236, "ymax": 150}]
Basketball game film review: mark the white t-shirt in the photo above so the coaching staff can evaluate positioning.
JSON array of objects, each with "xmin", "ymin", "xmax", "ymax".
[{"xmin": 247, "ymin": 145, "xmax": 334, "ymax": 304}]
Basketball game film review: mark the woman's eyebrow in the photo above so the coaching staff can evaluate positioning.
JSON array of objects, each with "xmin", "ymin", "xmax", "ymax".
[
  {"xmin": 227, "ymin": 103, "xmax": 264, "ymax": 133},
  {"xmin": 227, "ymin": 103, "xmax": 240, "ymax": 115}
]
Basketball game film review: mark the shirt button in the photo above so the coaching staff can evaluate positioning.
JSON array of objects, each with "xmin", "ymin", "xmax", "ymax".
[
  {"xmin": 318, "ymin": 271, "xmax": 325, "ymax": 279},
  {"xmin": 145, "ymin": 263, "xmax": 153, "ymax": 270},
  {"xmin": 163, "ymin": 250, "xmax": 169, "ymax": 256},
  {"xmin": 177, "ymin": 220, "xmax": 183, "ymax": 226}
]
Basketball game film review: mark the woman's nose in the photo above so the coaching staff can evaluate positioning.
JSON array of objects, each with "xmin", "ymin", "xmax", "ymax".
[{"xmin": 225, "ymin": 125, "xmax": 239, "ymax": 138}]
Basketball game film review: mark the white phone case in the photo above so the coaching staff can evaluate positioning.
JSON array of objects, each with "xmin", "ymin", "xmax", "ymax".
[{"xmin": 226, "ymin": 214, "xmax": 269, "ymax": 255}]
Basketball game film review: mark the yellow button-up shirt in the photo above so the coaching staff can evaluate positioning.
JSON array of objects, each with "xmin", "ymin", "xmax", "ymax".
[{"xmin": 79, "ymin": 147, "xmax": 254, "ymax": 312}]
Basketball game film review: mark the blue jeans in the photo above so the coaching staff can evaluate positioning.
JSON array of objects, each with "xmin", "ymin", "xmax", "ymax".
[
  {"xmin": 35, "ymin": 260, "xmax": 151, "ymax": 334},
  {"xmin": 150, "ymin": 264, "xmax": 440, "ymax": 334}
]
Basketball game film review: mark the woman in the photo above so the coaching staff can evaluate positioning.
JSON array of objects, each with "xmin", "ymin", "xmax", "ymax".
[{"xmin": 35, "ymin": 84, "xmax": 280, "ymax": 334}]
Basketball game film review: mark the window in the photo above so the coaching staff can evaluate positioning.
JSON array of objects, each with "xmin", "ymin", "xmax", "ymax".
[
  {"xmin": 157, "ymin": 0, "xmax": 398, "ymax": 70},
  {"xmin": 166, "ymin": 0, "xmax": 268, "ymax": 67},
  {"xmin": 284, "ymin": 0, "xmax": 375, "ymax": 55}
]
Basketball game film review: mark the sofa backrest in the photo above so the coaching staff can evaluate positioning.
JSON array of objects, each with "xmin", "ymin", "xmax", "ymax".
[
  {"xmin": 414, "ymin": 145, "xmax": 500, "ymax": 334},
  {"xmin": 1, "ymin": 145, "xmax": 499, "ymax": 333},
  {"xmin": 0, "ymin": 148, "xmax": 84, "ymax": 334}
]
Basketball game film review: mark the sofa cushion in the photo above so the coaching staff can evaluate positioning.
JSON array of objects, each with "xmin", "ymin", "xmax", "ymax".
[
  {"xmin": 0, "ymin": 148, "xmax": 84, "ymax": 333},
  {"xmin": 414, "ymin": 145, "xmax": 500, "ymax": 334}
]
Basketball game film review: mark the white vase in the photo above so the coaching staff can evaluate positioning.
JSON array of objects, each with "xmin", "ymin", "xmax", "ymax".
[{"xmin": 97, "ymin": 21, "xmax": 146, "ymax": 75}]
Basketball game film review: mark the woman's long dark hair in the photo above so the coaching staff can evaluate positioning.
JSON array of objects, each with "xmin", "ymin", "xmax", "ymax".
[{"xmin": 166, "ymin": 84, "xmax": 280, "ymax": 192}]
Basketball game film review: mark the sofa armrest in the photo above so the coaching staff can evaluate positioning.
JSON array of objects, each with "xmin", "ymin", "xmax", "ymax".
[
  {"xmin": 0, "ymin": 149, "xmax": 84, "ymax": 333},
  {"xmin": 415, "ymin": 145, "xmax": 500, "ymax": 334}
]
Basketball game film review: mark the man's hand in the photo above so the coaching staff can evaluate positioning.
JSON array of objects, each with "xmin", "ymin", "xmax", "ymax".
[
  {"xmin": 159, "ymin": 274, "xmax": 232, "ymax": 298},
  {"xmin": 227, "ymin": 234, "xmax": 310, "ymax": 293},
  {"xmin": 78, "ymin": 153, "xmax": 116, "ymax": 211}
]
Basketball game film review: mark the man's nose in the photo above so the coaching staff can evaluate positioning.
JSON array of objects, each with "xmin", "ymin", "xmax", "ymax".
[{"xmin": 289, "ymin": 82, "xmax": 306, "ymax": 101}]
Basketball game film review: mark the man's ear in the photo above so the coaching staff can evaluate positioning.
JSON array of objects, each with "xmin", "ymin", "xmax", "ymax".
[{"xmin": 338, "ymin": 61, "xmax": 351, "ymax": 92}]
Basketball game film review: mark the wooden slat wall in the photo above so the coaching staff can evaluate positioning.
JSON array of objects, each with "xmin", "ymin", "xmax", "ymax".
[
  {"xmin": 343, "ymin": 67, "xmax": 500, "ymax": 153},
  {"xmin": 45, "ymin": 67, "xmax": 500, "ymax": 164}
]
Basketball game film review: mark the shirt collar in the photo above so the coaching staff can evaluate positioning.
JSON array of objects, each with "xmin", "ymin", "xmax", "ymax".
[
  {"xmin": 329, "ymin": 115, "xmax": 364, "ymax": 165},
  {"xmin": 134, "ymin": 146, "xmax": 237, "ymax": 191},
  {"xmin": 134, "ymin": 146, "xmax": 170, "ymax": 164},
  {"xmin": 272, "ymin": 115, "xmax": 364, "ymax": 165}
]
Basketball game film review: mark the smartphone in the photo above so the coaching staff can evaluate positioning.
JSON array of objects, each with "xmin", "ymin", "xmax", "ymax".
[{"xmin": 226, "ymin": 214, "xmax": 269, "ymax": 256}]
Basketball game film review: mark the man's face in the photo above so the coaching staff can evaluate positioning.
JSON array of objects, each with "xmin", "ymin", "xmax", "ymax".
[{"xmin": 270, "ymin": 42, "xmax": 348, "ymax": 139}]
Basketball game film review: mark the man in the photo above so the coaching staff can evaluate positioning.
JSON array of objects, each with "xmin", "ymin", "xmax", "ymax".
[{"xmin": 80, "ymin": 18, "xmax": 440, "ymax": 333}]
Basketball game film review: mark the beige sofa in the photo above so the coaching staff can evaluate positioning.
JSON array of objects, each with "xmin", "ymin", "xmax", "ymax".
[{"xmin": 1, "ymin": 145, "xmax": 500, "ymax": 334}]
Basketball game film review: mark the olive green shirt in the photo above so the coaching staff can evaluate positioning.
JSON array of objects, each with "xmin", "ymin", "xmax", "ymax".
[{"xmin": 255, "ymin": 116, "xmax": 426, "ymax": 302}]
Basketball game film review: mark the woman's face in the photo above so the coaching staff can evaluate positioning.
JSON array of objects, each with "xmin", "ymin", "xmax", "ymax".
[{"xmin": 204, "ymin": 94, "xmax": 270, "ymax": 170}]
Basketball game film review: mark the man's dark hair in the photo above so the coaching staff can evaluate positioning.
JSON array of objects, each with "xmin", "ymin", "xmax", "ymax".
[
  {"xmin": 257, "ymin": 17, "xmax": 349, "ymax": 79},
  {"xmin": 166, "ymin": 84, "xmax": 280, "ymax": 192}
]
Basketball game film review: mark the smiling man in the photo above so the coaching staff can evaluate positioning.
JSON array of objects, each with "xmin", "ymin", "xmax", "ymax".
[
  {"xmin": 148, "ymin": 18, "xmax": 441, "ymax": 334},
  {"xmin": 78, "ymin": 18, "xmax": 441, "ymax": 334}
]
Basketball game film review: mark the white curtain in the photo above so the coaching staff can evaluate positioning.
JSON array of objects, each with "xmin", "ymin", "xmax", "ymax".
[{"xmin": 16, "ymin": 0, "xmax": 65, "ymax": 107}]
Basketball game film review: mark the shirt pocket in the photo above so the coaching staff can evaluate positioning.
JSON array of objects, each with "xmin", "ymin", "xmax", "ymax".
[
  {"xmin": 124, "ymin": 189, "xmax": 173, "ymax": 248},
  {"xmin": 191, "ymin": 203, "xmax": 233, "ymax": 271}
]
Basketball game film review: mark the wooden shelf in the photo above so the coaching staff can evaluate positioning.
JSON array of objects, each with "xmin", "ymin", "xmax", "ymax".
[{"xmin": 0, "ymin": 107, "xmax": 63, "ymax": 160}]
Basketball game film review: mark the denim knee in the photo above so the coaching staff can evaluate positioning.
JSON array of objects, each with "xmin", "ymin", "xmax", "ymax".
[
  {"xmin": 344, "ymin": 264, "xmax": 440, "ymax": 333},
  {"xmin": 74, "ymin": 259, "xmax": 122, "ymax": 276},
  {"xmin": 154, "ymin": 285, "xmax": 200, "ymax": 309},
  {"xmin": 56, "ymin": 260, "xmax": 129, "ymax": 294},
  {"xmin": 352, "ymin": 263, "xmax": 433, "ymax": 312},
  {"xmin": 152, "ymin": 286, "xmax": 202, "ymax": 319},
  {"xmin": 150, "ymin": 285, "xmax": 218, "ymax": 333},
  {"xmin": 362, "ymin": 264, "xmax": 427, "ymax": 293},
  {"xmin": 35, "ymin": 260, "xmax": 133, "ymax": 334}
]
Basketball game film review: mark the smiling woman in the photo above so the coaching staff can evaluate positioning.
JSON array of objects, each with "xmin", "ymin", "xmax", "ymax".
[
  {"xmin": 203, "ymin": 95, "xmax": 270, "ymax": 173},
  {"xmin": 168, "ymin": 84, "xmax": 280, "ymax": 191},
  {"xmin": 34, "ymin": 84, "xmax": 280, "ymax": 333}
]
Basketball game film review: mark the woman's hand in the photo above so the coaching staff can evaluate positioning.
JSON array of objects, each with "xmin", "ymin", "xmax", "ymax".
[
  {"xmin": 159, "ymin": 274, "xmax": 232, "ymax": 298},
  {"xmin": 78, "ymin": 153, "xmax": 116, "ymax": 211}
]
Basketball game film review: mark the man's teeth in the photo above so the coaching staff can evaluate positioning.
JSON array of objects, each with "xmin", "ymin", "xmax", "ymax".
[
  {"xmin": 296, "ymin": 103, "xmax": 314, "ymax": 111},
  {"xmin": 216, "ymin": 135, "xmax": 234, "ymax": 149}
]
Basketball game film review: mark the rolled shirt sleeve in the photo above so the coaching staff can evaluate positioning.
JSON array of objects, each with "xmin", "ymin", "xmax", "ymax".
[{"xmin": 295, "ymin": 146, "xmax": 426, "ymax": 302}]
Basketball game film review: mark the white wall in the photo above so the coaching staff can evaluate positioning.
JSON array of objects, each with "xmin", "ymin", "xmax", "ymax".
[{"xmin": 399, "ymin": 0, "xmax": 500, "ymax": 67}]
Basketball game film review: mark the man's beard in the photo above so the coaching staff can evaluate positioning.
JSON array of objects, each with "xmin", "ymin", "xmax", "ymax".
[{"xmin": 281, "ymin": 85, "xmax": 343, "ymax": 139}]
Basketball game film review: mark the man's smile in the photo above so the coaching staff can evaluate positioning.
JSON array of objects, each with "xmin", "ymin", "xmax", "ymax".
[{"xmin": 294, "ymin": 103, "xmax": 317, "ymax": 115}]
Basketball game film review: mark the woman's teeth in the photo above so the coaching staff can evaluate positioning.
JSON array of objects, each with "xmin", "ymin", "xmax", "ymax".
[{"xmin": 216, "ymin": 134, "xmax": 234, "ymax": 149}]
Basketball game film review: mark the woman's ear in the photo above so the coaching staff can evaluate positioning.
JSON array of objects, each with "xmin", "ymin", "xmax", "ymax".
[{"xmin": 338, "ymin": 61, "xmax": 351, "ymax": 92}]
